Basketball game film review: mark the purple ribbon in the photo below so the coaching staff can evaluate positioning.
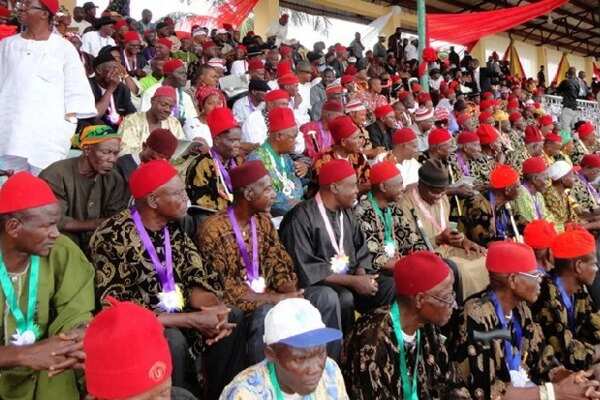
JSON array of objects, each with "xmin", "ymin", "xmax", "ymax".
[
  {"xmin": 211, "ymin": 149, "xmax": 235, "ymax": 192},
  {"xmin": 227, "ymin": 207, "xmax": 259, "ymax": 281},
  {"xmin": 131, "ymin": 207, "xmax": 175, "ymax": 292},
  {"xmin": 456, "ymin": 151, "xmax": 471, "ymax": 177},
  {"xmin": 578, "ymin": 173, "xmax": 600, "ymax": 204}
]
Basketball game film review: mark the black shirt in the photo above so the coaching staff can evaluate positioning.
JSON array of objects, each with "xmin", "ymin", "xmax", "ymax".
[
  {"xmin": 87, "ymin": 79, "xmax": 137, "ymax": 130},
  {"xmin": 558, "ymin": 77, "xmax": 580, "ymax": 110},
  {"xmin": 367, "ymin": 121, "xmax": 394, "ymax": 150}
]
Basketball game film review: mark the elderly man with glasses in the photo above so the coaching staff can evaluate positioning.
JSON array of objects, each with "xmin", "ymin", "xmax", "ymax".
[{"xmin": 342, "ymin": 251, "xmax": 471, "ymax": 399}]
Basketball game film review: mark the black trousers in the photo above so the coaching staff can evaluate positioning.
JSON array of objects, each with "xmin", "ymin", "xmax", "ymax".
[{"xmin": 304, "ymin": 274, "xmax": 396, "ymax": 360}]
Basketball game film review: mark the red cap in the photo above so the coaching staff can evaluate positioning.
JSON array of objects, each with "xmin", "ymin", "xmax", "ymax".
[
  {"xmin": 265, "ymin": 89, "xmax": 289, "ymax": 102},
  {"xmin": 84, "ymin": 298, "xmax": 172, "ymax": 399},
  {"xmin": 39, "ymin": 0, "xmax": 58, "ymax": 14},
  {"xmin": 524, "ymin": 220, "xmax": 557, "ymax": 250},
  {"xmin": 507, "ymin": 98, "xmax": 520, "ymax": 109},
  {"xmin": 374, "ymin": 105, "xmax": 394, "ymax": 120},
  {"xmin": 341, "ymin": 75, "xmax": 354, "ymax": 86},
  {"xmin": 456, "ymin": 113, "xmax": 471, "ymax": 125},
  {"xmin": 411, "ymin": 82, "xmax": 422, "ymax": 93},
  {"xmin": 163, "ymin": 59, "xmax": 184, "ymax": 75},
  {"xmin": 486, "ymin": 241, "xmax": 537, "ymax": 273},
  {"xmin": 490, "ymin": 164, "xmax": 519, "ymax": 189},
  {"xmin": 394, "ymin": 251, "xmax": 450, "ymax": 296},
  {"xmin": 114, "ymin": 21, "xmax": 128, "ymax": 31},
  {"xmin": 418, "ymin": 92, "xmax": 431, "ymax": 105},
  {"xmin": 509, "ymin": 111, "xmax": 522, "ymax": 123},
  {"xmin": 525, "ymin": 125, "xmax": 544, "ymax": 144},
  {"xmin": 207, "ymin": 107, "xmax": 239, "ymax": 138},
  {"xmin": 153, "ymin": 85, "xmax": 176, "ymax": 101},
  {"xmin": 195, "ymin": 86, "xmax": 223, "ymax": 106},
  {"xmin": 334, "ymin": 44, "xmax": 346, "ymax": 53},
  {"xmin": 392, "ymin": 128, "xmax": 416, "ymax": 145},
  {"xmin": 552, "ymin": 226, "xmax": 596, "ymax": 259},
  {"xmin": 278, "ymin": 73, "xmax": 299, "ymax": 86},
  {"xmin": 478, "ymin": 111, "xmax": 493, "ymax": 123},
  {"xmin": 329, "ymin": 116, "xmax": 358, "ymax": 144},
  {"xmin": 230, "ymin": 160, "xmax": 269, "ymax": 190},
  {"xmin": 457, "ymin": 131, "xmax": 479, "ymax": 145},
  {"xmin": 276, "ymin": 61, "xmax": 293, "ymax": 78},
  {"xmin": 129, "ymin": 160, "xmax": 178, "ymax": 199},
  {"xmin": 370, "ymin": 161, "xmax": 400, "ymax": 185},
  {"xmin": 123, "ymin": 31, "xmax": 140, "ymax": 44},
  {"xmin": 428, "ymin": 128, "xmax": 451, "ymax": 146},
  {"xmin": 522, "ymin": 157, "xmax": 547, "ymax": 175},
  {"xmin": 581, "ymin": 154, "xmax": 600, "ymax": 169},
  {"xmin": 319, "ymin": 159, "xmax": 355, "ymax": 186},
  {"xmin": 577, "ymin": 122, "xmax": 595, "ymax": 139},
  {"xmin": 268, "ymin": 107, "xmax": 296, "ymax": 133},
  {"xmin": 481, "ymin": 92, "xmax": 494, "ymax": 101},
  {"xmin": 248, "ymin": 59, "xmax": 264, "ymax": 71},
  {"xmin": 322, "ymin": 100, "xmax": 343, "ymax": 113},
  {"xmin": 0, "ymin": 172, "xmax": 57, "ymax": 214},
  {"xmin": 479, "ymin": 99, "xmax": 495, "ymax": 111},
  {"xmin": 398, "ymin": 91, "xmax": 410, "ymax": 101},
  {"xmin": 545, "ymin": 133, "xmax": 562, "ymax": 144},
  {"xmin": 477, "ymin": 124, "xmax": 498, "ymax": 145},
  {"xmin": 202, "ymin": 40, "xmax": 216, "ymax": 50},
  {"xmin": 325, "ymin": 84, "xmax": 343, "ymax": 96},
  {"xmin": 539, "ymin": 114, "xmax": 553, "ymax": 127},
  {"xmin": 157, "ymin": 38, "xmax": 173, "ymax": 50},
  {"xmin": 0, "ymin": 6, "xmax": 10, "ymax": 18},
  {"xmin": 279, "ymin": 45, "xmax": 292, "ymax": 57},
  {"xmin": 146, "ymin": 129, "xmax": 178, "ymax": 159}
]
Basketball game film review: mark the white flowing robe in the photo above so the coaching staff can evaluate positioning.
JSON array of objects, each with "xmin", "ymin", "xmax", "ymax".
[{"xmin": 0, "ymin": 33, "xmax": 96, "ymax": 169}]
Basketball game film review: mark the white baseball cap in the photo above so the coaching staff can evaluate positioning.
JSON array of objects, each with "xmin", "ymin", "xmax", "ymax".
[
  {"xmin": 263, "ymin": 298, "xmax": 342, "ymax": 348},
  {"xmin": 548, "ymin": 160, "xmax": 578, "ymax": 181}
]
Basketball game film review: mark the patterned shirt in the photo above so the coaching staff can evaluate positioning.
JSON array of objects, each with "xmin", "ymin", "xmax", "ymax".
[
  {"xmin": 219, "ymin": 359, "xmax": 349, "ymax": 400},
  {"xmin": 353, "ymin": 195, "xmax": 427, "ymax": 271},
  {"xmin": 462, "ymin": 191, "xmax": 518, "ymax": 246},
  {"xmin": 448, "ymin": 291, "xmax": 559, "ymax": 399},
  {"xmin": 542, "ymin": 185, "xmax": 581, "ymax": 232},
  {"xmin": 571, "ymin": 174, "xmax": 600, "ymax": 215},
  {"xmin": 117, "ymin": 111, "xmax": 185, "ymax": 157},
  {"xmin": 530, "ymin": 276, "xmax": 600, "ymax": 372},
  {"xmin": 196, "ymin": 212, "xmax": 298, "ymax": 312},
  {"xmin": 342, "ymin": 307, "xmax": 471, "ymax": 400},
  {"xmin": 511, "ymin": 184, "xmax": 548, "ymax": 231},
  {"xmin": 313, "ymin": 149, "xmax": 370, "ymax": 190},
  {"xmin": 185, "ymin": 153, "xmax": 244, "ymax": 213},
  {"xmin": 448, "ymin": 152, "xmax": 495, "ymax": 186},
  {"xmin": 247, "ymin": 143, "xmax": 304, "ymax": 217}
]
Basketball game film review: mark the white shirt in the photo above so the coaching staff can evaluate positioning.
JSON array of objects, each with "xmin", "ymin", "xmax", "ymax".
[
  {"xmin": 297, "ymin": 81, "xmax": 312, "ymax": 115},
  {"xmin": 140, "ymin": 84, "xmax": 198, "ymax": 123},
  {"xmin": 242, "ymin": 109, "xmax": 305, "ymax": 153},
  {"xmin": 0, "ymin": 33, "xmax": 96, "ymax": 169},
  {"xmin": 183, "ymin": 117, "xmax": 213, "ymax": 147},
  {"xmin": 230, "ymin": 60, "xmax": 248, "ymax": 76},
  {"xmin": 232, "ymin": 95, "xmax": 262, "ymax": 124},
  {"xmin": 404, "ymin": 43, "xmax": 418, "ymax": 61},
  {"xmin": 69, "ymin": 19, "xmax": 92, "ymax": 36},
  {"xmin": 81, "ymin": 30, "xmax": 116, "ymax": 58},
  {"xmin": 397, "ymin": 158, "xmax": 421, "ymax": 187},
  {"xmin": 266, "ymin": 22, "xmax": 288, "ymax": 46}
]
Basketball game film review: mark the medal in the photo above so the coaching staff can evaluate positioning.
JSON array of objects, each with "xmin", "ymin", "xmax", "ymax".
[
  {"xmin": 316, "ymin": 193, "xmax": 349, "ymax": 274},
  {"xmin": 264, "ymin": 142, "xmax": 296, "ymax": 199},
  {"xmin": 211, "ymin": 149, "xmax": 235, "ymax": 202},
  {"xmin": 0, "ymin": 254, "xmax": 41, "ymax": 346},
  {"xmin": 368, "ymin": 192, "xmax": 397, "ymax": 259},
  {"xmin": 131, "ymin": 208, "xmax": 184, "ymax": 313},
  {"xmin": 227, "ymin": 207, "xmax": 263, "ymax": 292}
]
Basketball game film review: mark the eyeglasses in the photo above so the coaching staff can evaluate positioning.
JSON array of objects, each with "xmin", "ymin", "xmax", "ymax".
[
  {"xmin": 517, "ymin": 271, "xmax": 544, "ymax": 282},
  {"xmin": 16, "ymin": 1, "xmax": 46, "ymax": 11},
  {"xmin": 425, "ymin": 292, "xmax": 457, "ymax": 308}
]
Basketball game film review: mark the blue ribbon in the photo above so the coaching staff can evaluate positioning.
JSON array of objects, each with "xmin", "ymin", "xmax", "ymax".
[
  {"xmin": 489, "ymin": 291, "xmax": 523, "ymax": 371},
  {"xmin": 553, "ymin": 276, "xmax": 575, "ymax": 332}
]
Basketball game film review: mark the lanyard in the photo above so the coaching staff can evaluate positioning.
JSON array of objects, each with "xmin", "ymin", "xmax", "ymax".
[
  {"xmin": 489, "ymin": 192, "xmax": 509, "ymax": 240},
  {"xmin": 411, "ymin": 187, "xmax": 446, "ymax": 234},
  {"xmin": 264, "ymin": 142, "xmax": 295, "ymax": 196},
  {"xmin": 368, "ymin": 192, "xmax": 394, "ymax": 245},
  {"xmin": 578, "ymin": 173, "xmax": 600, "ymax": 206},
  {"xmin": 268, "ymin": 362, "xmax": 315, "ymax": 400},
  {"xmin": 554, "ymin": 276, "xmax": 576, "ymax": 332},
  {"xmin": 0, "ymin": 255, "xmax": 40, "ymax": 342},
  {"xmin": 315, "ymin": 193, "xmax": 344, "ymax": 257},
  {"xmin": 390, "ymin": 302, "xmax": 421, "ymax": 400},
  {"xmin": 455, "ymin": 152, "xmax": 471, "ymax": 178},
  {"xmin": 131, "ymin": 208, "xmax": 175, "ymax": 293},
  {"xmin": 210, "ymin": 149, "xmax": 234, "ymax": 194},
  {"xmin": 122, "ymin": 49, "xmax": 137, "ymax": 72},
  {"xmin": 227, "ymin": 207, "xmax": 259, "ymax": 282},
  {"xmin": 489, "ymin": 291, "xmax": 523, "ymax": 371}
]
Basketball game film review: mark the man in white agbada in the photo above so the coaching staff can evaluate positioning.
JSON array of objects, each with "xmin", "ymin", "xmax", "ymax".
[
  {"xmin": 0, "ymin": 0, "xmax": 96, "ymax": 174},
  {"xmin": 265, "ymin": 14, "xmax": 289, "ymax": 46},
  {"xmin": 81, "ymin": 16, "xmax": 116, "ymax": 58}
]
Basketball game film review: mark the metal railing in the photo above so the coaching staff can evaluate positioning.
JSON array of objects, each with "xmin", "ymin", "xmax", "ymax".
[{"xmin": 542, "ymin": 95, "xmax": 600, "ymax": 128}]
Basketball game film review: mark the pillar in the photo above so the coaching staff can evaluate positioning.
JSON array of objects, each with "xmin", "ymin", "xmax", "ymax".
[
  {"xmin": 585, "ymin": 57, "xmax": 594, "ymax": 84},
  {"xmin": 537, "ymin": 45, "xmax": 548, "ymax": 82},
  {"xmin": 60, "ymin": 0, "xmax": 76, "ymax": 13},
  {"xmin": 253, "ymin": 0, "xmax": 279, "ymax": 39}
]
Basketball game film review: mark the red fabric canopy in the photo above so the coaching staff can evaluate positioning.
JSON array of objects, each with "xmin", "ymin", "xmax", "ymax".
[{"xmin": 427, "ymin": 0, "xmax": 567, "ymax": 45}]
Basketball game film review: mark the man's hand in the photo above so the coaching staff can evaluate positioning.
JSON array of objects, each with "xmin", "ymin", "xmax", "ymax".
[
  {"xmin": 294, "ymin": 161, "xmax": 309, "ymax": 178},
  {"xmin": 17, "ymin": 336, "xmax": 76, "ymax": 371},
  {"xmin": 106, "ymin": 69, "xmax": 121, "ymax": 91},
  {"xmin": 352, "ymin": 274, "xmax": 379, "ymax": 296},
  {"xmin": 294, "ymin": 92, "xmax": 303, "ymax": 108},
  {"xmin": 436, "ymin": 228, "xmax": 464, "ymax": 248},
  {"xmin": 554, "ymin": 370, "xmax": 600, "ymax": 399},
  {"xmin": 462, "ymin": 239, "xmax": 486, "ymax": 256}
]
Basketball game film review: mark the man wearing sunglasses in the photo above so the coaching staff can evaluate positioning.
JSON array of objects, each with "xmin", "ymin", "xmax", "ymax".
[
  {"xmin": 531, "ymin": 227, "xmax": 600, "ymax": 378},
  {"xmin": 342, "ymin": 251, "xmax": 471, "ymax": 399},
  {"xmin": 449, "ymin": 241, "xmax": 600, "ymax": 400}
]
